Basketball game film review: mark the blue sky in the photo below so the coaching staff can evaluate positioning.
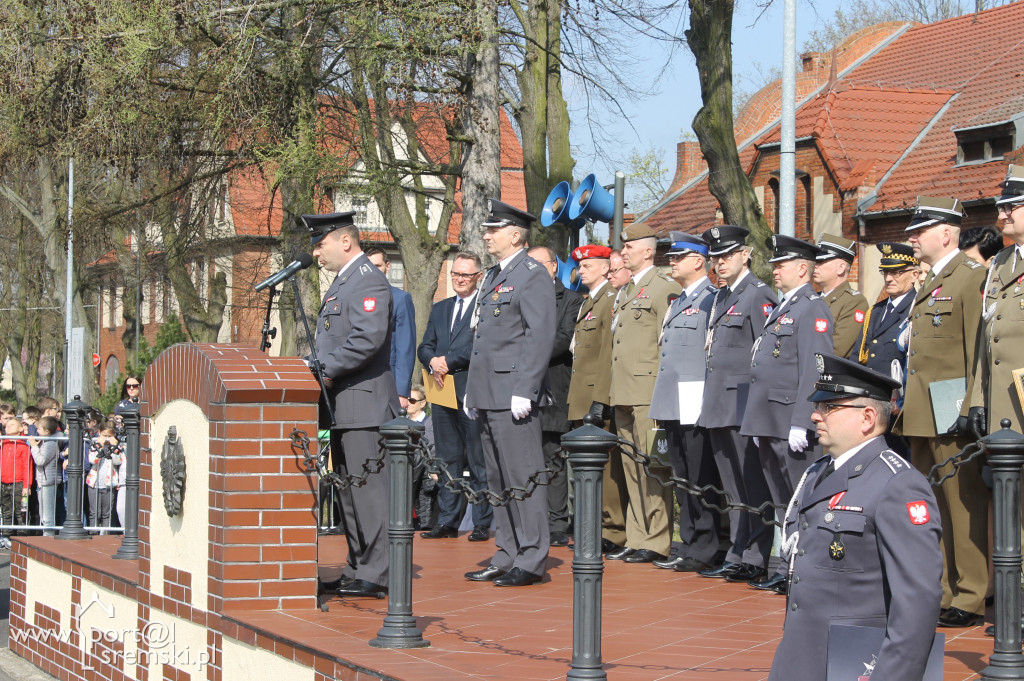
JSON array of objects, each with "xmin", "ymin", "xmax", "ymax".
[{"xmin": 566, "ymin": 0, "xmax": 845, "ymax": 211}]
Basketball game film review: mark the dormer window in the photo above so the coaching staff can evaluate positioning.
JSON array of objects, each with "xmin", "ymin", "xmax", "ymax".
[{"xmin": 955, "ymin": 122, "xmax": 1016, "ymax": 165}]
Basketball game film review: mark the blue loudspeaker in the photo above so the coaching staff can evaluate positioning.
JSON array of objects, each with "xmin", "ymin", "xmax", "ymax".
[
  {"xmin": 567, "ymin": 174, "xmax": 615, "ymax": 223},
  {"xmin": 541, "ymin": 182, "xmax": 586, "ymax": 229},
  {"xmin": 556, "ymin": 256, "xmax": 584, "ymax": 292}
]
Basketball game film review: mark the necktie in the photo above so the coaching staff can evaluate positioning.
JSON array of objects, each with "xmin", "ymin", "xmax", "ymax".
[
  {"xmin": 881, "ymin": 300, "xmax": 894, "ymax": 324},
  {"xmin": 451, "ymin": 298, "xmax": 464, "ymax": 337},
  {"xmin": 817, "ymin": 460, "xmax": 836, "ymax": 487},
  {"xmin": 626, "ymin": 279, "xmax": 636, "ymax": 296},
  {"xmin": 923, "ymin": 269, "xmax": 935, "ymax": 290}
]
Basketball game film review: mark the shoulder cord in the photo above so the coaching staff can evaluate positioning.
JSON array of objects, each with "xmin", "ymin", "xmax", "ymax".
[
  {"xmin": 857, "ymin": 306, "xmax": 874, "ymax": 365},
  {"xmin": 779, "ymin": 464, "xmax": 815, "ymax": 575}
]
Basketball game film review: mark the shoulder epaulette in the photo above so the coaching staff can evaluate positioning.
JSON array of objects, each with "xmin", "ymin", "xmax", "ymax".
[
  {"xmin": 658, "ymin": 273, "xmax": 674, "ymax": 283},
  {"xmin": 849, "ymin": 288, "xmax": 861, "ymax": 296},
  {"xmin": 963, "ymin": 255, "xmax": 982, "ymax": 269},
  {"xmin": 879, "ymin": 450, "xmax": 908, "ymax": 474},
  {"xmin": 525, "ymin": 260, "xmax": 538, "ymax": 270},
  {"xmin": 358, "ymin": 263, "xmax": 372, "ymax": 276},
  {"xmin": 705, "ymin": 284, "xmax": 717, "ymax": 294}
]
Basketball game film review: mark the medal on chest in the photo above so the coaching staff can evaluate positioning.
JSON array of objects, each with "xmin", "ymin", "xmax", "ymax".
[{"xmin": 829, "ymin": 534, "xmax": 845, "ymax": 561}]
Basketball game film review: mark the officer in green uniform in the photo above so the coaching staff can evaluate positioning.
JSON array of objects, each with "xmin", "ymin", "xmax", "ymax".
[{"xmin": 814, "ymin": 233, "xmax": 868, "ymax": 358}]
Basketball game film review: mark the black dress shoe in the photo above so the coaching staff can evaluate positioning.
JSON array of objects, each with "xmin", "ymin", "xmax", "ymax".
[
  {"xmin": 319, "ymin": 574, "xmax": 356, "ymax": 591},
  {"xmin": 653, "ymin": 556, "xmax": 686, "ymax": 570},
  {"xmin": 468, "ymin": 526, "xmax": 490, "ymax": 542},
  {"xmin": 605, "ymin": 546, "xmax": 636, "ymax": 560},
  {"xmin": 724, "ymin": 564, "xmax": 766, "ymax": 583},
  {"xmin": 673, "ymin": 557, "xmax": 711, "ymax": 573},
  {"xmin": 465, "ymin": 565, "xmax": 507, "ymax": 582},
  {"xmin": 623, "ymin": 549, "xmax": 666, "ymax": 564},
  {"xmin": 601, "ymin": 539, "xmax": 622, "ymax": 554},
  {"xmin": 493, "ymin": 567, "xmax": 543, "ymax": 587},
  {"xmin": 550, "ymin": 530, "xmax": 571, "ymax": 547},
  {"xmin": 333, "ymin": 580, "xmax": 388, "ymax": 598},
  {"xmin": 938, "ymin": 607, "xmax": 983, "ymax": 628},
  {"xmin": 749, "ymin": 571, "xmax": 786, "ymax": 591},
  {"xmin": 698, "ymin": 561, "xmax": 740, "ymax": 578},
  {"xmin": 421, "ymin": 524, "xmax": 458, "ymax": 539}
]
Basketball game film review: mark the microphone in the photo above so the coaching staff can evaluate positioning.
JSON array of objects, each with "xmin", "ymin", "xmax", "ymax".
[{"xmin": 254, "ymin": 252, "xmax": 315, "ymax": 291}]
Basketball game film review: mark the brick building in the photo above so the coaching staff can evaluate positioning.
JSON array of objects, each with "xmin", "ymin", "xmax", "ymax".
[{"xmin": 644, "ymin": 3, "xmax": 1023, "ymax": 300}]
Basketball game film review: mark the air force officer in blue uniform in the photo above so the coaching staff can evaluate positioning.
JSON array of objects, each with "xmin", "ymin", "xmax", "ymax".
[{"xmin": 463, "ymin": 200, "xmax": 556, "ymax": 587}]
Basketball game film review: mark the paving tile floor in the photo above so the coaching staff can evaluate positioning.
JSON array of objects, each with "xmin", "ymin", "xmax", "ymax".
[{"xmin": 229, "ymin": 534, "xmax": 994, "ymax": 681}]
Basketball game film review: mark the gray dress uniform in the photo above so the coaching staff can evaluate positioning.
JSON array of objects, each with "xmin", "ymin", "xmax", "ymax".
[
  {"xmin": 769, "ymin": 438, "xmax": 942, "ymax": 681},
  {"xmin": 466, "ymin": 249, "xmax": 557, "ymax": 576},
  {"xmin": 649, "ymin": 275, "xmax": 721, "ymax": 564},
  {"xmin": 699, "ymin": 271, "xmax": 777, "ymax": 567},
  {"xmin": 315, "ymin": 251, "xmax": 399, "ymax": 587},
  {"xmin": 741, "ymin": 283, "xmax": 834, "ymax": 505}
]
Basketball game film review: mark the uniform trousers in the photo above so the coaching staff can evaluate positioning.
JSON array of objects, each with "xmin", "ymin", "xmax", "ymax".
[
  {"xmin": 614, "ymin": 404, "xmax": 673, "ymax": 556},
  {"xmin": 331, "ymin": 427, "xmax": 390, "ymax": 586},
  {"xmin": 758, "ymin": 435, "xmax": 819, "ymax": 509},
  {"xmin": 910, "ymin": 435, "xmax": 989, "ymax": 614},
  {"xmin": 431, "ymin": 404, "xmax": 493, "ymax": 530},
  {"xmin": 664, "ymin": 422, "xmax": 721, "ymax": 564},
  {"xmin": 478, "ymin": 408, "xmax": 549, "ymax": 575},
  {"xmin": 709, "ymin": 426, "xmax": 773, "ymax": 567}
]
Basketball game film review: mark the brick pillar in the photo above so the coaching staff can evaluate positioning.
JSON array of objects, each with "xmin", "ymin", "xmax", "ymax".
[{"xmin": 140, "ymin": 343, "xmax": 321, "ymax": 613}]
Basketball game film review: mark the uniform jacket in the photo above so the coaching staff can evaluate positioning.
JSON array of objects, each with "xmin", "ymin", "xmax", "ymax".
[
  {"xmin": 417, "ymin": 293, "xmax": 476, "ymax": 402},
  {"xmin": 823, "ymin": 280, "xmax": 868, "ymax": 358},
  {"xmin": 314, "ymin": 252, "xmax": 399, "ymax": 429},
  {"xmin": 567, "ymin": 282, "xmax": 617, "ymax": 421},
  {"xmin": 389, "ymin": 286, "xmax": 417, "ymax": 398},
  {"xmin": 769, "ymin": 437, "xmax": 942, "ymax": 681},
  {"xmin": 609, "ymin": 267, "xmax": 682, "ymax": 407},
  {"xmin": 968, "ymin": 247, "xmax": 1024, "ymax": 431},
  {"xmin": 542, "ymin": 279, "xmax": 584, "ymax": 432},
  {"xmin": 466, "ymin": 250, "xmax": 557, "ymax": 411},
  {"xmin": 649, "ymin": 277, "xmax": 717, "ymax": 422},
  {"xmin": 849, "ymin": 290, "xmax": 914, "ymax": 379},
  {"xmin": 898, "ymin": 252, "xmax": 985, "ymax": 437},
  {"xmin": 741, "ymin": 284, "xmax": 834, "ymax": 439},
  {"xmin": 698, "ymin": 272, "xmax": 777, "ymax": 429}
]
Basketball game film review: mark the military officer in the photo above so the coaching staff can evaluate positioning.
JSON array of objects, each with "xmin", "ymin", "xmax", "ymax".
[
  {"xmin": 464, "ymin": 199, "xmax": 556, "ymax": 587},
  {"xmin": 768, "ymin": 353, "xmax": 942, "ymax": 681},
  {"xmin": 648, "ymin": 232, "xmax": 721, "ymax": 572},
  {"xmin": 306, "ymin": 211, "xmax": 399, "ymax": 598},
  {"xmin": 741, "ymin": 234, "xmax": 834, "ymax": 593},
  {"xmin": 814, "ymin": 233, "xmax": 869, "ymax": 358},
  {"xmin": 697, "ymin": 225, "xmax": 777, "ymax": 582},
  {"xmin": 898, "ymin": 196, "xmax": 988, "ymax": 627},
  {"xmin": 566, "ymin": 245, "xmax": 629, "ymax": 553},
  {"xmin": 608, "ymin": 223, "xmax": 681, "ymax": 564}
]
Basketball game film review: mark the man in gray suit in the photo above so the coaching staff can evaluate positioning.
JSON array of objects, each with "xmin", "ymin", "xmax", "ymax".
[
  {"xmin": 697, "ymin": 225, "xmax": 777, "ymax": 582},
  {"xmin": 768, "ymin": 353, "xmax": 941, "ymax": 681},
  {"xmin": 741, "ymin": 234, "xmax": 834, "ymax": 594},
  {"xmin": 464, "ymin": 199, "xmax": 556, "ymax": 587},
  {"xmin": 648, "ymin": 232, "xmax": 721, "ymax": 572},
  {"xmin": 305, "ymin": 212, "xmax": 399, "ymax": 598}
]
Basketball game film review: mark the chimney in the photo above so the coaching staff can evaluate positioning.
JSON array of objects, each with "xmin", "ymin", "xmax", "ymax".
[
  {"xmin": 801, "ymin": 52, "xmax": 826, "ymax": 73},
  {"xmin": 669, "ymin": 141, "xmax": 706, "ymax": 193}
]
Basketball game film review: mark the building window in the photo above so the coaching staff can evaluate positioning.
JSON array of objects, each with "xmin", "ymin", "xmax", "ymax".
[
  {"xmin": 352, "ymin": 197, "xmax": 369, "ymax": 229},
  {"xmin": 955, "ymin": 122, "xmax": 1016, "ymax": 165},
  {"xmin": 387, "ymin": 259, "xmax": 406, "ymax": 289},
  {"xmin": 105, "ymin": 355, "xmax": 120, "ymax": 389}
]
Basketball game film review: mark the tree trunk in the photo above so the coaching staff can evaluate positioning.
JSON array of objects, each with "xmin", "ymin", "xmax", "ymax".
[{"xmin": 685, "ymin": 0, "xmax": 773, "ymax": 283}]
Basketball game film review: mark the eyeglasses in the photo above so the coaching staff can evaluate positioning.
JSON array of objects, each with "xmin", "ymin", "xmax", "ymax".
[
  {"xmin": 451, "ymin": 271, "xmax": 481, "ymax": 280},
  {"xmin": 999, "ymin": 203, "xmax": 1023, "ymax": 216},
  {"xmin": 812, "ymin": 402, "xmax": 868, "ymax": 417},
  {"xmin": 608, "ymin": 267, "xmax": 624, "ymax": 275},
  {"xmin": 879, "ymin": 268, "xmax": 916, "ymax": 278},
  {"xmin": 668, "ymin": 253, "xmax": 702, "ymax": 261},
  {"xmin": 126, "ymin": 383, "xmax": 140, "ymax": 389}
]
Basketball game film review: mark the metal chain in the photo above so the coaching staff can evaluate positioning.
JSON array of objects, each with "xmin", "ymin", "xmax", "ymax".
[
  {"xmin": 288, "ymin": 428, "xmax": 388, "ymax": 491},
  {"xmin": 617, "ymin": 437, "xmax": 784, "ymax": 528},
  {"xmin": 408, "ymin": 433, "xmax": 566, "ymax": 507},
  {"xmin": 927, "ymin": 439, "xmax": 986, "ymax": 487}
]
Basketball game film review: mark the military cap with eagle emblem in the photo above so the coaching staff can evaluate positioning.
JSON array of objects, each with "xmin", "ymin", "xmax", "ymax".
[
  {"xmin": 766, "ymin": 234, "xmax": 820, "ymax": 263},
  {"xmin": 666, "ymin": 231, "xmax": 709, "ymax": 256},
  {"xmin": 701, "ymin": 225, "xmax": 749, "ymax": 256},
  {"xmin": 808, "ymin": 353, "xmax": 901, "ymax": 403},
  {"xmin": 570, "ymin": 244, "xmax": 612, "ymax": 262},
  {"xmin": 996, "ymin": 164, "xmax": 1024, "ymax": 206},
  {"xmin": 482, "ymin": 198, "xmax": 536, "ymax": 230},
  {"xmin": 302, "ymin": 211, "xmax": 356, "ymax": 246},
  {"xmin": 905, "ymin": 196, "xmax": 965, "ymax": 232},
  {"xmin": 876, "ymin": 242, "xmax": 920, "ymax": 270},
  {"xmin": 816, "ymin": 233, "xmax": 857, "ymax": 263},
  {"xmin": 620, "ymin": 222, "xmax": 658, "ymax": 242}
]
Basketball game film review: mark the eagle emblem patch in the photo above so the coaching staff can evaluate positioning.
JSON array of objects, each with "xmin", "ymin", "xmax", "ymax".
[
  {"xmin": 815, "ymin": 318, "xmax": 829, "ymax": 333},
  {"xmin": 907, "ymin": 501, "xmax": 929, "ymax": 525},
  {"xmin": 363, "ymin": 298, "xmax": 377, "ymax": 312},
  {"xmin": 854, "ymin": 310, "xmax": 865, "ymax": 323}
]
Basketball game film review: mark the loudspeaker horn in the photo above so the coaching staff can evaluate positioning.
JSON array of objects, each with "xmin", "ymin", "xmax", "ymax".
[
  {"xmin": 567, "ymin": 174, "xmax": 615, "ymax": 223},
  {"xmin": 555, "ymin": 256, "xmax": 584, "ymax": 292},
  {"xmin": 541, "ymin": 182, "xmax": 586, "ymax": 230}
]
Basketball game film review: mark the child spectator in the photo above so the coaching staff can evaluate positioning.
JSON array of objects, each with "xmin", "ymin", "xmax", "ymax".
[
  {"xmin": 1, "ymin": 417, "xmax": 33, "ymax": 547},
  {"xmin": 31, "ymin": 416, "xmax": 60, "ymax": 536},
  {"xmin": 406, "ymin": 387, "xmax": 438, "ymax": 531},
  {"xmin": 87, "ymin": 425, "xmax": 121, "ymax": 533},
  {"xmin": 36, "ymin": 397, "xmax": 66, "ymax": 525}
]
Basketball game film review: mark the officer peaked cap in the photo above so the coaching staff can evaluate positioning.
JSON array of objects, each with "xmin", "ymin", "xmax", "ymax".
[
  {"xmin": 482, "ymin": 198, "xmax": 536, "ymax": 230},
  {"xmin": 876, "ymin": 242, "xmax": 919, "ymax": 270},
  {"xmin": 701, "ymin": 225, "xmax": 749, "ymax": 256},
  {"xmin": 303, "ymin": 212, "xmax": 356, "ymax": 246},
  {"xmin": 816, "ymin": 233, "xmax": 857, "ymax": 263},
  {"xmin": 667, "ymin": 231, "xmax": 709, "ymax": 256},
  {"xmin": 767, "ymin": 234, "xmax": 819, "ymax": 263},
  {"xmin": 808, "ymin": 353, "xmax": 901, "ymax": 403},
  {"xmin": 996, "ymin": 165, "xmax": 1024, "ymax": 206},
  {"xmin": 906, "ymin": 196, "xmax": 964, "ymax": 232}
]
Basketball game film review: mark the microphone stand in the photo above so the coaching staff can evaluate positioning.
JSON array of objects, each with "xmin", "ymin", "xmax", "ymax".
[
  {"xmin": 290, "ymin": 275, "xmax": 336, "ymax": 427},
  {"xmin": 259, "ymin": 286, "xmax": 279, "ymax": 352}
]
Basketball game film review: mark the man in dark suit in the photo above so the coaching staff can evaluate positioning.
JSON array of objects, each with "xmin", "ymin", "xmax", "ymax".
[
  {"xmin": 464, "ymin": 199, "xmax": 556, "ymax": 587},
  {"xmin": 305, "ymin": 212, "xmax": 399, "ymax": 598},
  {"xmin": 768, "ymin": 354, "xmax": 941, "ymax": 681},
  {"xmin": 365, "ymin": 247, "xmax": 416, "ymax": 410},
  {"xmin": 528, "ymin": 245, "xmax": 584, "ymax": 547},
  {"xmin": 416, "ymin": 252, "xmax": 493, "ymax": 541}
]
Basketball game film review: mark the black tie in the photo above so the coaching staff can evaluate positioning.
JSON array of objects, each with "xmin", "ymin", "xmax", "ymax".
[
  {"xmin": 451, "ymin": 298, "xmax": 464, "ymax": 338},
  {"xmin": 881, "ymin": 300, "xmax": 894, "ymax": 324},
  {"xmin": 817, "ymin": 460, "xmax": 836, "ymax": 487}
]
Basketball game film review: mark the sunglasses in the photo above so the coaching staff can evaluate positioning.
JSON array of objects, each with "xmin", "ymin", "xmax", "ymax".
[{"xmin": 126, "ymin": 383, "xmax": 140, "ymax": 389}]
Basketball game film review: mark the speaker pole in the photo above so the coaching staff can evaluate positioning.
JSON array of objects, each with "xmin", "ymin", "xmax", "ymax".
[{"xmin": 612, "ymin": 171, "xmax": 625, "ymax": 249}]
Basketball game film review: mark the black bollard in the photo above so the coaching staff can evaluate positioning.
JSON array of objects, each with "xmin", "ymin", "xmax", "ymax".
[
  {"xmin": 561, "ymin": 415, "xmax": 616, "ymax": 681},
  {"xmin": 114, "ymin": 404, "xmax": 141, "ymax": 560},
  {"xmin": 57, "ymin": 396, "xmax": 91, "ymax": 541},
  {"xmin": 370, "ymin": 413, "xmax": 429, "ymax": 649},
  {"xmin": 981, "ymin": 419, "xmax": 1024, "ymax": 681}
]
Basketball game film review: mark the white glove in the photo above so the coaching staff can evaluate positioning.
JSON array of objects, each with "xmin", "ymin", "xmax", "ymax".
[
  {"xmin": 788, "ymin": 426, "xmax": 808, "ymax": 453},
  {"xmin": 752, "ymin": 437, "xmax": 760, "ymax": 447},
  {"xmin": 511, "ymin": 396, "xmax": 532, "ymax": 419},
  {"xmin": 463, "ymin": 402, "xmax": 478, "ymax": 420}
]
